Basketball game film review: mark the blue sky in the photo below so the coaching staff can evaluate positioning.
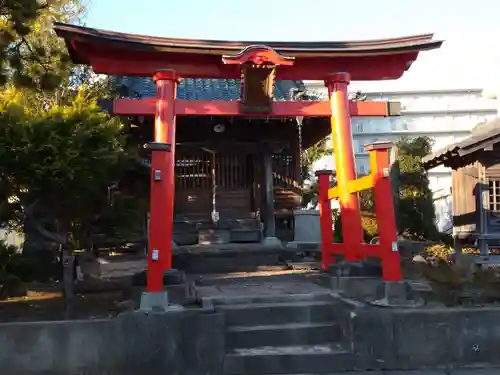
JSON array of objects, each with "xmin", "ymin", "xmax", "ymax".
[{"xmin": 86, "ymin": 0, "xmax": 500, "ymax": 92}]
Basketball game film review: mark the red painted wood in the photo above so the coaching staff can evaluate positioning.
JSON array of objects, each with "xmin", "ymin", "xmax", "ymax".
[
  {"xmin": 111, "ymin": 99, "xmax": 392, "ymax": 117},
  {"xmin": 153, "ymin": 69, "xmax": 180, "ymax": 82},
  {"xmin": 114, "ymin": 98, "xmax": 156, "ymax": 115},
  {"xmin": 147, "ymin": 73, "xmax": 177, "ymax": 292},
  {"xmin": 222, "ymin": 45, "xmax": 295, "ymax": 66},
  {"xmin": 325, "ymin": 73, "xmax": 364, "ymax": 262},
  {"xmin": 322, "ymin": 146, "xmax": 402, "ymax": 281},
  {"xmin": 83, "ymin": 44, "xmax": 419, "ymax": 80},
  {"xmin": 370, "ymin": 146, "xmax": 402, "ymax": 281},
  {"xmin": 317, "ymin": 171, "xmax": 334, "ymax": 270}
]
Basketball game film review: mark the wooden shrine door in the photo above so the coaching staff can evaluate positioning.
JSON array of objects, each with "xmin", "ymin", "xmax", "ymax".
[
  {"xmin": 174, "ymin": 152, "xmax": 212, "ymax": 219},
  {"xmin": 174, "ymin": 150, "xmax": 254, "ymax": 220},
  {"xmin": 213, "ymin": 153, "xmax": 253, "ymax": 220}
]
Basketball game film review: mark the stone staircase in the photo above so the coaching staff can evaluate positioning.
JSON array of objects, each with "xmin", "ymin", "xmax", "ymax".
[{"xmin": 217, "ymin": 293, "xmax": 354, "ymax": 375}]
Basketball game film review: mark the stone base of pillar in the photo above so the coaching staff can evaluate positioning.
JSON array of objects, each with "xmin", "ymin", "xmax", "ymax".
[
  {"xmin": 140, "ymin": 291, "xmax": 169, "ymax": 311},
  {"xmin": 262, "ymin": 236, "xmax": 283, "ymax": 248},
  {"xmin": 285, "ymin": 241, "xmax": 321, "ymax": 251},
  {"xmin": 369, "ymin": 281, "xmax": 424, "ymax": 308},
  {"xmin": 139, "ymin": 291, "xmax": 184, "ymax": 312}
]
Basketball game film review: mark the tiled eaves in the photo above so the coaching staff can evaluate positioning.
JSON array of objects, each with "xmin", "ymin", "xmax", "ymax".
[{"xmin": 117, "ymin": 76, "xmax": 304, "ymax": 100}]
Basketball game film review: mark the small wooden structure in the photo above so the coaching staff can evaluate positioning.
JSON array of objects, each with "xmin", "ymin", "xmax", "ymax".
[{"xmin": 423, "ymin": 117, "xmax": 500, "ymax": 262}]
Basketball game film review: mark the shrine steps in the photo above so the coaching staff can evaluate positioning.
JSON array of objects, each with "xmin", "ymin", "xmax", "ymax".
[
  {"xmin": 173, "ymin": 244, "xmax": 292, "ymax": 274},
  {"xmin": 218, "ymin": 293, "xmax": 355, "ymax": 375},
  {"xmin": 173, "ymin": 217, "xmax": 262, "ymax": 246}
]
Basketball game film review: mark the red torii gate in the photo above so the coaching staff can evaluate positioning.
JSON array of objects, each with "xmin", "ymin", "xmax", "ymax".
[{"xmin": 54, "ymin": 23, "xmax": 442, "ymax": 293}]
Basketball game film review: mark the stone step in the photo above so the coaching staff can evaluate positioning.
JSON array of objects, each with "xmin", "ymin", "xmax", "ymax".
[
  {"xmin": 286, "ymin": 261, "xmax": 321, "ymax": 271},
  {"xmin": 175, "ymin": 218, "xmax": 261, "ymax": 230},
  {"xmin": 198, "ymin": 219, "xmax": 261, "ymax": 230},
  {"xmin": 198, "ymin": 229, "xmax": 231, "ymax": 245},
  {"xmin": 223, "ymin": 343, "xmax": 353, "ymax": 375},
  {"xmin": 213, "ymin": 292, "xmax": 334, "ymax": 306},
  {"xmin": 173, "ymin": 232, "xmax": 198, "ymax": 246},
  {"xmin": 230, "ymin": 229, "xmax": 261, "ymax": 243},
  {"xmin": 227, "ymin": 322, "xmax": 341, "ymax": 349},
  {"xmin": 174, "ymin": 249, "xmax": 285, "ymax": 274},
  {"xmin": 173, "ymin": 221, "xmax": 199, "ymax": 233},
  {"xmin": 219, "ymin": 300, "xmax": 336, "ymax": 327}
]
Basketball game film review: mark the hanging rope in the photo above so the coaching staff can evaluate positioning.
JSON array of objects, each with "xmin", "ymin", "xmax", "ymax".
[
  {"xmin": 296, "ymin": 116, "xmax": 304, "ymax": 183},
  {"xmin": 296, "ymin": 116, "xmax": 304, "ymax": 208}
]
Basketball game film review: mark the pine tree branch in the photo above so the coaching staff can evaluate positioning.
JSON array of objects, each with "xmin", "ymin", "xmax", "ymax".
[{"xmin": 20, "ymin": 35, "xmax": 50, "ymax": 73}]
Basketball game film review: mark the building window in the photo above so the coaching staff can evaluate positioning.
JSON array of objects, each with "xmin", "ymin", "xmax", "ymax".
[
  {"xmin": 489, "ymin": 180, "xmax": 500, "ymax": 212},
  {"xmin": 390, "ymin": 119, "xmax": 398, "ymax": 131},
  {"xmin": 391, "ymin": 118, "xmax": 409, "ymax": 131}
]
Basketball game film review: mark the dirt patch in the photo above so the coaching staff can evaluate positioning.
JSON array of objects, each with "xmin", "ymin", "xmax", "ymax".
[
  {"xmin": 0, "ymin": 284, "xmax": 129, "ymax": 322},
  {"xmin": 0, "ymin": 251, "xmax": 147, "ymax": 322},
  {"xmin": 399, "ymin": 242, "xmax": 500, "ymax": 307}
]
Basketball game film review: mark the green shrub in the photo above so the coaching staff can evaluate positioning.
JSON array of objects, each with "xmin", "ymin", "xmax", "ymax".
[
  {"xmin": 5, "ymin": 253, "xmax": 38, "ymax": 282},
  {"xmin": 0, "ymin": 273, "xmax": 27, "ymax": 300},
  {"xmin": 425, "ymin": 244, "xmax": 454, "ymax": 260},
  {"xmin": 0, "ymin": 240, "xmax": 30, "ymax": 299},
  {"xmin": 333, "ymin": 210, "xmax": 378, "ymax": 243},
  {"xmin": 0, "ymin": 240, "xmax": 17, "ymax": 271},
  {"xmin": 0, "ymin": 239, "xmax": 55, "ymax": 283}
]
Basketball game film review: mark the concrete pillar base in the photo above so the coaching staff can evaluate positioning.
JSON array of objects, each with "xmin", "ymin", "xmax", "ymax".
[
  {"xmin": 329, "ymin": 260, "xmax": 382, "ymax": 279},
  {"xmin": 286, "ymin": 241, "xmax": 321, "ymax": 251},
  {"xmin": 140, "ymin": 291, "xmax": 172, "ymax": 312},
  {"xmin": 262, "ymin": 236, "xmax": 283, "ymax": 248},
  {"xmin": 369, "ymin": 281, "xmax": 424, "ymax": 308}
]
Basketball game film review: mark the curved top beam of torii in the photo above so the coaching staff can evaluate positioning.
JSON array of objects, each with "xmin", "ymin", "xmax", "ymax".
[{"xmin": 53, "ymin": 22, "xmax": 443, "ymax": 81}]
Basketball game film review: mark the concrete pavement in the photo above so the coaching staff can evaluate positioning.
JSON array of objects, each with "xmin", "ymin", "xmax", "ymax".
[{"xmin": 333, "ymin": 370, "xmax": 499, "ymax": 375}]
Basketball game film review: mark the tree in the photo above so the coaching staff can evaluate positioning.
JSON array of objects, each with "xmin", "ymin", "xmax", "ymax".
[
  {"xmin": 0, "ymin": 81, "xmax": 137, "ymax": 307},
  {"xmin": 0, "ymin": 86, "xmax": 129, "ymax": 249},
  {"xmin": 0, "ymin": 0, "xmax": 85, "ymax": 88},
  {"xmin": 0, "ymin": 0, "xmax": 133, "ymax": 242},
  {"xmin": 332, "ymin": 137, "xmax": 437, "ymax": 243},
  {"xmin": 0, "ymin": 0, "xmax": 142, "ymax": 251},
  {"xmin": 395, "ymin": 136, "xmax": 438, "ymax": 240},
  {"xmin": 0, "ymin": 1, "xmax": 149, "ymax": 307},
  {"xmin": 301, "ymin": 138, "xmax": 333, "ymax": 208}
]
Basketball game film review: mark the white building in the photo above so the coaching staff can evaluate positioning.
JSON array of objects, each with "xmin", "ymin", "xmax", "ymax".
[{"xmin": 305, "ymin": 83, "xmax": 498, "ymax": 232}]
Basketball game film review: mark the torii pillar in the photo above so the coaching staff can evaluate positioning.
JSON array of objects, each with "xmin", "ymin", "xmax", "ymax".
[{"xmin": 140, "ymin": 70, "xmax": 178, "ymax": 311}]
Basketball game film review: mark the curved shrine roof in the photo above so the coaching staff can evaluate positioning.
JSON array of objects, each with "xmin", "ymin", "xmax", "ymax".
[
  {"xmin": 55, "ymin": 23, "xmax": 441, "ymax": 57},
  {"xmin": 54, "ymin": 23, "xmax": 443, "ymax": 81}
]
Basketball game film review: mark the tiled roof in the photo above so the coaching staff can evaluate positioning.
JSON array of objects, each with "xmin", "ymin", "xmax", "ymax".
[
  {"xmin": 422, "ymin": 117, "xmax": 500, "ymax": 169},
  {"xmin": 116, "ymin": 76, "xmax": 303, "ymax": 100}
]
